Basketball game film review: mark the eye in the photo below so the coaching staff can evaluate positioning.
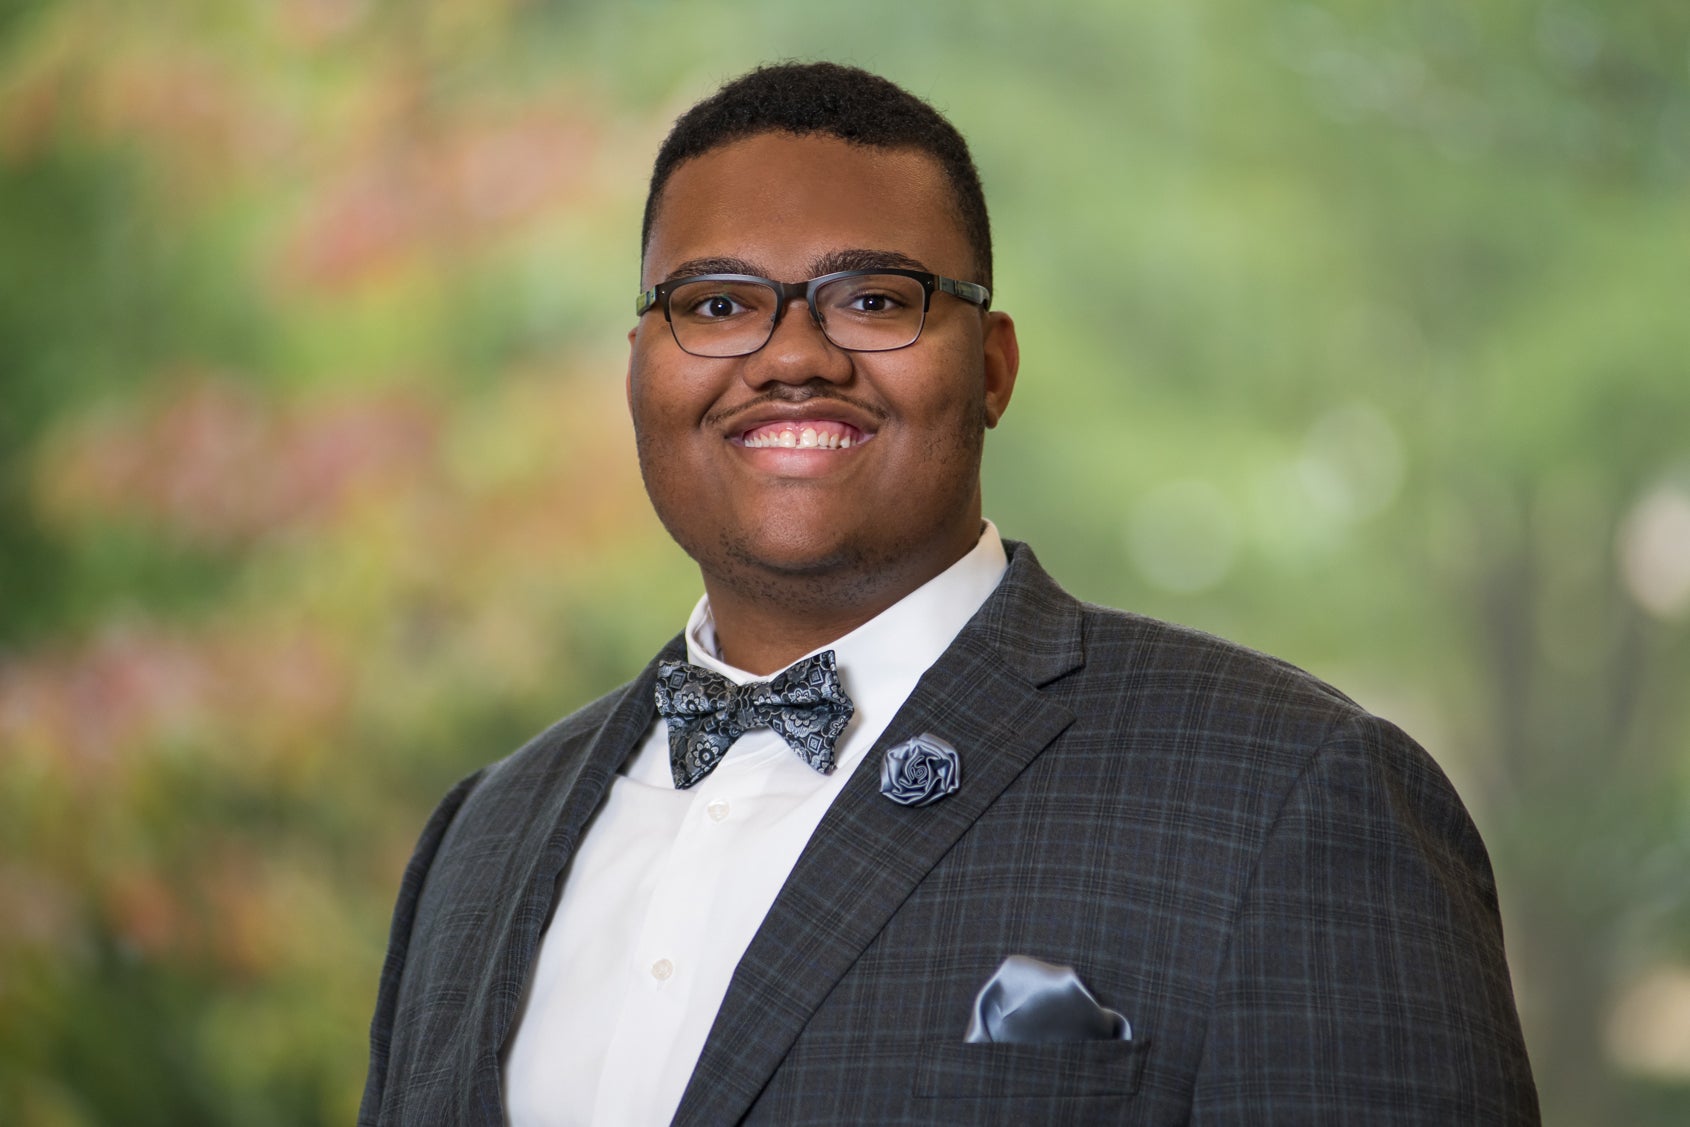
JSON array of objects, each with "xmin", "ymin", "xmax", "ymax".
[
  {"xmin": 686, "ymin": 292, "xmax": 748, "ymax": 319},
  {"xmin": 832, "ymin": 285, "xmax": 909, "ymax": 316},
  {"xmin": 848, "ymin": 290, "xmax": 898, "ymax": 313},
  {"xmin": 820, "ymin": 273, "xmax": 924, "ymax": 320},
  {"xmin": 668, "ymin": 279, "xmax": 772, "ymax": 324}
]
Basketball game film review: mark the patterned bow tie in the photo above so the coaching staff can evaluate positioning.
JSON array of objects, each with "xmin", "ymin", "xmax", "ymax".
[{"xmin": 654, "ymin": 650, "xmax": 855, "ymax": 789}]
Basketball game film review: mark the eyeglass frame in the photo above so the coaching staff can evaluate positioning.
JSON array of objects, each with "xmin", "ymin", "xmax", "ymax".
[{"xmin": 634, "ymin": 268, "xmax": 993, "ymax": 357}]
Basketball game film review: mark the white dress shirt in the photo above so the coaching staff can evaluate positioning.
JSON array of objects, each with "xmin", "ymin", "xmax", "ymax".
[{"xmin": 501, "ymin": 523, "xmax": 1008, "ymax": 1126}]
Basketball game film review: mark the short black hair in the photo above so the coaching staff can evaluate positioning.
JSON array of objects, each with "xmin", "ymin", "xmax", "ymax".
[{"xmin": 641, "ymin": 61, "xmax": 993, "ymax": 290}]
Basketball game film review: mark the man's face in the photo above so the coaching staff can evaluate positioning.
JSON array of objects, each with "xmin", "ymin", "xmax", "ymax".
[{"xmin": 629, "ymin": 131, "xmax": 1017, "ymax": 614}]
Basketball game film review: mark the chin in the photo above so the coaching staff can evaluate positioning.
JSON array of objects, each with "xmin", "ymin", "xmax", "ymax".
[{"xmin": 717, "ymin": 526, "xmax": 865, "ymax": 581}]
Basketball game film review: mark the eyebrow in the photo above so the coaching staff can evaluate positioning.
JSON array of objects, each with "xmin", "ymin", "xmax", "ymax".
[
  {"xmin": 662, "ymin": 249, "xmax": 931, "ymax": 284},
  {"xmin": 811, "ymin": 249, "xmax": 928, "ymax": 276},
  {"xmin": 665, "ymin": 256, "xmax": 762, "ymax": 281}
]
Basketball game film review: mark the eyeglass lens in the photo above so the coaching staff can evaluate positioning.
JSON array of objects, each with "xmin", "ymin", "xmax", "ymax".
[{"xmin": 666, "ymin": 274, "xmax": 928, "ymax": 357}]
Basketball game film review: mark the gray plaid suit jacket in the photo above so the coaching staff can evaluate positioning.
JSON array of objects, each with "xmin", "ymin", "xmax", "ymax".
[{"xmin": 362, "ymin": 542, "xmax": 1538, "ymax": 1125}]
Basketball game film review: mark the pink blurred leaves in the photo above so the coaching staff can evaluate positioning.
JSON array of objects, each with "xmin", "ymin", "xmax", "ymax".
[
  {"xmin": 40, "ymin": 376, "xmax": 441, "ymax": 550},
  {"xmin": 281, "ymin": 106, "xmax": 602, "ymax": 290}
]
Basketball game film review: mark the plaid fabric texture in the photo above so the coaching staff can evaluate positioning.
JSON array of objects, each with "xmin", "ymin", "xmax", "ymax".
[{"xmin": 362, "ymin": 542, "xmax": 1538, "ymax": 1125}]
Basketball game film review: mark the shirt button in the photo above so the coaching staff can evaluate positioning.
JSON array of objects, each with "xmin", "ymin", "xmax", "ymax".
[
  {"xmin": 651, "ymin": 958, "xmax": 674, "ymax": 981},
  {"xmin": 706, "ymin": 800, "xmax": 731, "ymax": 823}
]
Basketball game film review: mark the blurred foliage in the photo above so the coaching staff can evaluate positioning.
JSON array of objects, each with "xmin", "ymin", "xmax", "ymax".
[{"xmin": 0, "ymin": 1, "xmax": 1685, "ymax": 1123}]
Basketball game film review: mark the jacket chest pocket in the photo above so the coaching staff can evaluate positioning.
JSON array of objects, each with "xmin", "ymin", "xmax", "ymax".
[{"xmin": 915, "ymin": 1037, "xmax": 1151, "ymax": 1099}]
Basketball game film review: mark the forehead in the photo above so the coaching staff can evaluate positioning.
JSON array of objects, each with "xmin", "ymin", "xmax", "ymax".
[{"xmin": 643, "ymin": 132, "xmax": 973, "ymax": 282}]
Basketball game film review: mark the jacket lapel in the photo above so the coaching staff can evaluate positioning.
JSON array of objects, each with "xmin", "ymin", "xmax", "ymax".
[
  {"xmin": 472, "ymin": 637, "xmax": 685, "ymax": 1099},
  {"xmin": 673, "ymin": 544, "xmax": 1084, "ymax": 1125}
]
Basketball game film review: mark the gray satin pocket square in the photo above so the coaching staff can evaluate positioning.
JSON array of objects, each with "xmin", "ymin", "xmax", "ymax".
[{"xmin": 965, "ymin": 955, "xmax": 1132, "ymax": 1044}]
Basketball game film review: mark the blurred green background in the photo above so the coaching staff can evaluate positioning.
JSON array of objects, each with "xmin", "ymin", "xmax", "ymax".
[{"xmin": 1, "ymin": 0, "xmax": 1686, "ymax": 1123}]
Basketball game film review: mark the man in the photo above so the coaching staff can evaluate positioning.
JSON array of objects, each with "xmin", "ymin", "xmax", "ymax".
[{"xmin": 362, "ymin": 63, "xmax": 1538, "ymax": 1125}]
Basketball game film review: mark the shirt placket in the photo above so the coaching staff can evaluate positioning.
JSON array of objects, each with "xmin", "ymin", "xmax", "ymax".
[{"xmin": 591, "ymin": 737, "xmax": 768, "ymax": 1123}]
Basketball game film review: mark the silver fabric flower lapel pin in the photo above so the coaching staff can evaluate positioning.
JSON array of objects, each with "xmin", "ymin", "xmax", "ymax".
[{"xmin": 880, "ymin": 732, "xmax": 961, "ymax": 806}]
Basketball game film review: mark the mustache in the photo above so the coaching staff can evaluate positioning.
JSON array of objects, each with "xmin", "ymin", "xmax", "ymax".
[{"xmin": 706, "ymin": 385, "xmax": 889, "ymax": 430}]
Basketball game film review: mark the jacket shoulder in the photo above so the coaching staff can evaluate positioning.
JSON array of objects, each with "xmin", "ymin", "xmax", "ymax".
[{"xmin": 1073, "ymin": 600, "xmax": 1363, "ymax": 722}]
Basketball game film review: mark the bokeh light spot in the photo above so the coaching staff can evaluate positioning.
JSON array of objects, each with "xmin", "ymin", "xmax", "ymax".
[{"xmin": 1126, "ymin": 479, "xmax": 1240, "ymax": 594}]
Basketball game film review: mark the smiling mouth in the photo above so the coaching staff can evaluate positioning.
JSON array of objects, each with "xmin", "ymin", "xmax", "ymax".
[{"xmin": 736, "ymin": 420, "xmax": 873, "ymax": 450}]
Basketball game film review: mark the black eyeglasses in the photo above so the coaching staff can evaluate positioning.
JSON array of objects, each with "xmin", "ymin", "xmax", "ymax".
[{"xmin": 635, "ymin": 268, "xmax": 991, "ymax": 358}]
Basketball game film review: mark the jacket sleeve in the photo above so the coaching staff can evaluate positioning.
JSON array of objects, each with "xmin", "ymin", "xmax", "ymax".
[
  {"xmin": 1190, "ymin": 714, "xmax": 1539, "ymax": 1124},
  {"xmin": 359, "ymin": 769, "xmax": 485, "ymax": 1127}
]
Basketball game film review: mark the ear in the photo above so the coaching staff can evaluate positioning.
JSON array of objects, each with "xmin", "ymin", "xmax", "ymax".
[
  {"xmin": 981, "ymin": 311, "xmax": 1019, "ymax": 428},
  {"xmin": 625, "ymin": 325, "xmax": 638, "ymax": 413}
]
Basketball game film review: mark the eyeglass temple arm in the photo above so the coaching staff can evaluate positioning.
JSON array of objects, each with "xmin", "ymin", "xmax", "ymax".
[{"xmin": 935, "ymin": 276, "xmax": 991, "ymax": 308}]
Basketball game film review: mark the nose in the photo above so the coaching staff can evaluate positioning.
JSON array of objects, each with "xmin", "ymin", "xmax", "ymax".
[{"xmin": 740, "ymin": 294, "xmax": 853, "ymax": 389}]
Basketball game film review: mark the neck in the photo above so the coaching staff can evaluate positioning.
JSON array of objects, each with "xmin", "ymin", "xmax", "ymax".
[
  {"xmin": 704, "ymin": 594, "xmax": 880, "ymax": 677},
  {"xmin": 702, "ymin": 528, "xmax": 981, "ymax": 676}
]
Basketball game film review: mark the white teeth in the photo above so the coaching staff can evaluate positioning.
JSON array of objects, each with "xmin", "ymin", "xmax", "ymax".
[{"xmin": 741, "ymin": 426, "xmax": 860, "ymax": 449}]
